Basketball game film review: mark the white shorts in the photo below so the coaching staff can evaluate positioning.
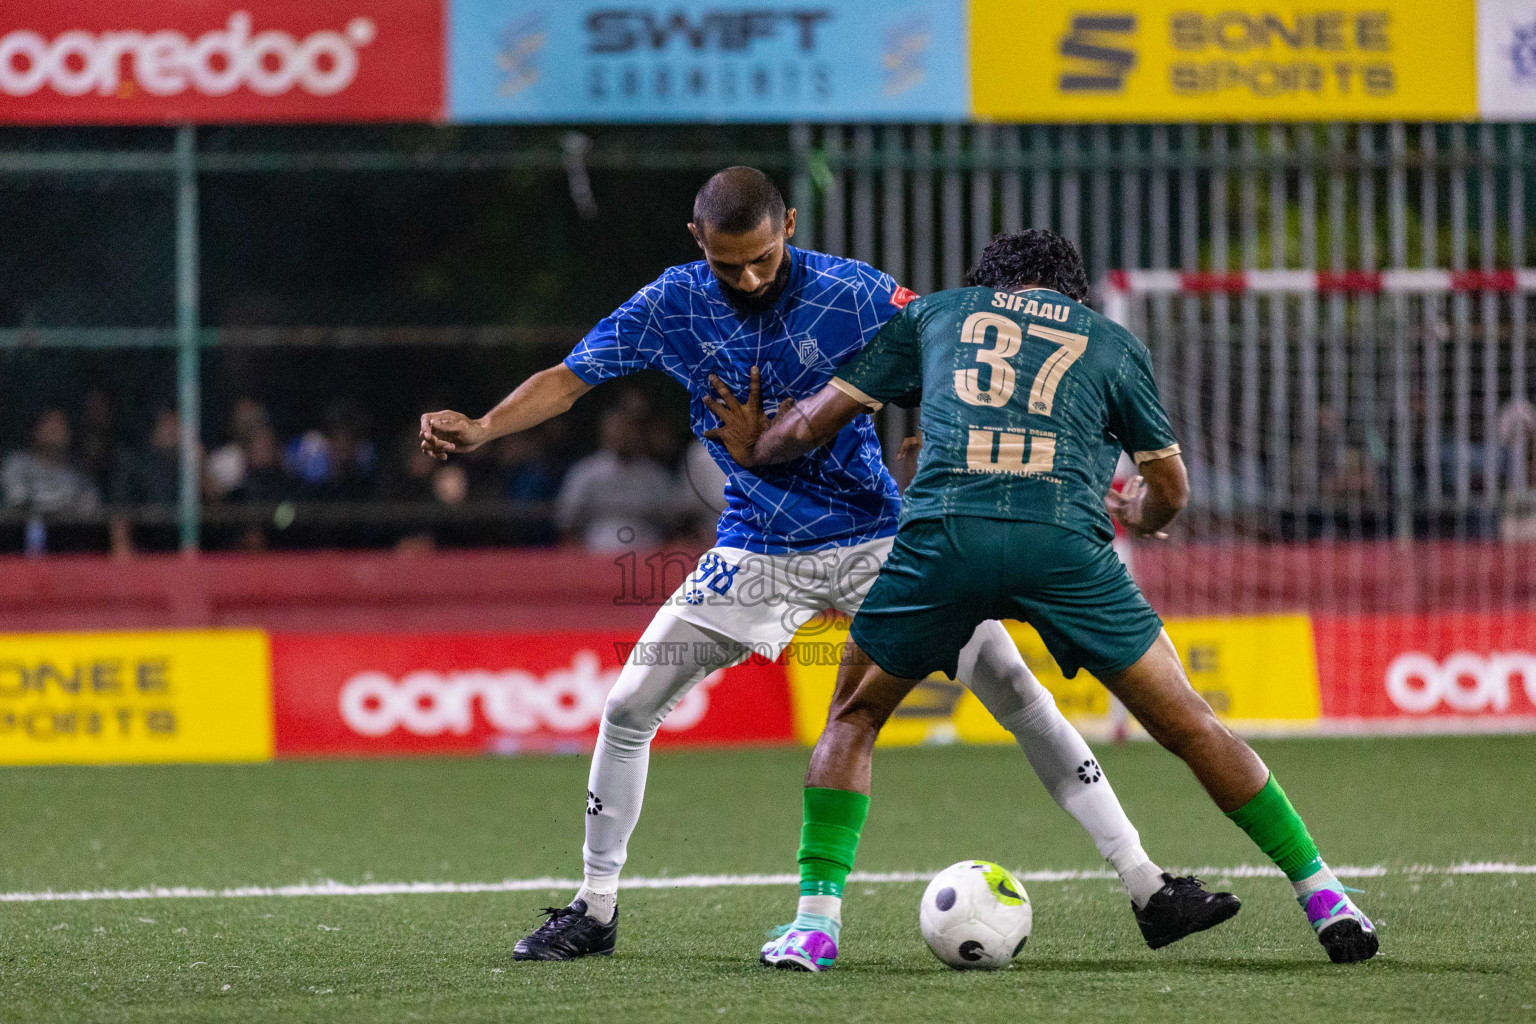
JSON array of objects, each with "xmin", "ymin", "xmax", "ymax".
[{"xmin": 663, "ymin": 535, "xmax": 897, "ymax": 658}]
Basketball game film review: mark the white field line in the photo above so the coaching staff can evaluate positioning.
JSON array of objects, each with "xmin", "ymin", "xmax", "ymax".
[{"xmin": 2, "ymin": 862, "xmax": 1533, "ymax": 905}]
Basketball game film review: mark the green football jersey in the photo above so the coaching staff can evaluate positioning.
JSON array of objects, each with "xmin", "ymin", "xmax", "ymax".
[{"xmin": 830, "ymin": 286, "xmax": 1179, "ymax": 543}]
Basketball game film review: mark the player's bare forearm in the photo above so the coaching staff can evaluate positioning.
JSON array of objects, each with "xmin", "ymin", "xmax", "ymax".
[
  {"xmin": 420, "ymin": 364, "xmax": 592, "ymax": 460},
  {"xmin": 704, "ymin": 369, "xmax": 865, "ymax": 470},
  {"xmin": 1107, "ymin": 453, "xmax": 1189, "ymax": 538},
  {"xmin": 1138, "ymin": 453, "xmax": 1189, "ymax": 532},
  {"xmin": 753, "ymin": 389, "xmax": 858, "ymax": 464}
]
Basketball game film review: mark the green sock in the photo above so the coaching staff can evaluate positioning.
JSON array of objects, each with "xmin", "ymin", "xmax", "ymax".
[
  {"xmin": 798, "ymin": 787, "xmax": 871, "ymax": 898},
  {"xmin": 1225, "ymin": 773, "xmax": 1324, "ymax": 882}
]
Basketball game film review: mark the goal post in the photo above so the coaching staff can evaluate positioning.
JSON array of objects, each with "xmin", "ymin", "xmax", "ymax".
[{"xmin": 1096, "ymin": 267, "xmax": 1536, "ymax": 543}]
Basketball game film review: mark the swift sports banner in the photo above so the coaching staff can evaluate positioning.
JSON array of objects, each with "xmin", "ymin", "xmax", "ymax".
[
  {"xmin": 447, "ymin": 0, "xmax": 968, "ymax": 122},
  {"xmin": 970, "ymin": 0, "xmax": 1478, "ymax": 122}
]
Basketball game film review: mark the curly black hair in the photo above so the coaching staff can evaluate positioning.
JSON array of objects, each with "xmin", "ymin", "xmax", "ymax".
[{"xmin": 966, "ymin": 229, "xmax": 1089, "ymax": 303}]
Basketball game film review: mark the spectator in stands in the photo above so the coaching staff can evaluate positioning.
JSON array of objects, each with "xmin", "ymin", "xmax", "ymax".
[
  {"xmin": 206, "ymin": 398, "xmax": 272, "ymax": 499},
  {"xmin": 109, "ymin": 407, "xmax": 183, "ymax": 507},
  {"xmin": 2, "ymin": 408, "xmax": 100, "ymax": 515},
  {"xmin": 497, "ymin": 426, "xmax": 566, "ymax": 504},
  {"xmin": 493, "ymin": 426, "xmax": 565, "ymax": 546},
  {"xmin": 226, "ymin": 422, "xmax": 288, "ymax": 502},
  {"xmin": 284, "ymin": 399, "xmax": 377, "ymax": 500},
  {"xmin": 76, "ymin": 387, "xmax": 120, "ymax": 494},
  {"xmin": 555, "ymin": 392, "xmax": 680, "ymax": 552},
  {"xmin": 679, "ymin": 438, "xmax": 728, "ymax": 544},
  {"xmin": 106, "ymin": 406, "xmax": 186, "ymax": 557}
]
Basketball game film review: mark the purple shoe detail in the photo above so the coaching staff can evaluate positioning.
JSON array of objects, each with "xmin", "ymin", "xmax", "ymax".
[
  {"xmin": 760, "ymin": 928, "xmax": 839, "ymax": 972},
  {"xmin": 1304, "ymin": 890, "xmax": 1348, "ymax": 925},
  {"xmin": 1302, "ymin": 889, "xmax": 1375, "ymax": 935}
]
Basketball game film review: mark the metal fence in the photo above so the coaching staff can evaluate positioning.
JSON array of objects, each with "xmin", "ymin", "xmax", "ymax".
[
  {"xmin": 804, "ymin": 123, "xmax": 1536, "ymax": 542},
  {"xmin": 3, "ymin": 122, "xmax": 1535, "ymax": 552}
]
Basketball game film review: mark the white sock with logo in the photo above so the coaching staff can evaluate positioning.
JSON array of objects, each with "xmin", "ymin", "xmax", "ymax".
[
  {"xmin": 580, "ymin": 615, "xmax": 748, "ymax": 923},
  {"xmin": 956, "ymin": 621, "xmax": 1169, "ymax": 909}
]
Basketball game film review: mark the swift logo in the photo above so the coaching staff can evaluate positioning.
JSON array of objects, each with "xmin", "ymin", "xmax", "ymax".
[
  {"xmin": 1057, "ymin": 14, "xmax": 1137, "ymax": 93},
  {"xmin": 1384, "ymin": 651, "xmax": 1536, "ymax": 714},
  {"xmin": 586, "ymin": 9, "xmax": 831, "ymax": 54}
]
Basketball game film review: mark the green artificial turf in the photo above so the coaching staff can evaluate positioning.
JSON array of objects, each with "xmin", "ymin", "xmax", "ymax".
[{"xmin": 3, "ymin": 736, "xmax": 1535, "ymax": 1022}]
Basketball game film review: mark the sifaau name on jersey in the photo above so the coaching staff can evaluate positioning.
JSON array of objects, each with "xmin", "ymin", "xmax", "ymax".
[{"xmin": 990, "ymin": 291, "xmax": 1071, "ymax": 322}]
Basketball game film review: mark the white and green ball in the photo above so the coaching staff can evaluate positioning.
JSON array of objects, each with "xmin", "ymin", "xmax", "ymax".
[{"xmin": 919, "ymin": 860, "xmax": 1033, "ymax": 970}]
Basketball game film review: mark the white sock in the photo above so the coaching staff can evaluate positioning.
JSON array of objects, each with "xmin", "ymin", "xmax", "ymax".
[
  {"xmin": 797, "ymin": 894, "xmax": 842, "ymax": 924},
  {"xmin": 957, "ymin": 621, "xmax": 1167, "ymax": 908},
  {"xmin": 581, "ymin": 615, "xmax": 747, "ymax": 902},
  {"xmin": 1292, "ymin": 861, "xmax": 1342, "ymax": 900},
  {"xmin": 1116, "ymin": 854, "xmax": 1167, "ymax": 910},
  {"xmin": 575, "ymin": 884, "xmax": 617, "ymax": 924}
]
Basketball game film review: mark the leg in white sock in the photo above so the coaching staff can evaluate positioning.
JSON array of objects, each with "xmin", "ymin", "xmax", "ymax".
[
  {"xmin": 956, "ymin": 620, "xmax": 1165, "ymax": 908},
  {"xmin": 578, "ymin": 613, "xmax": 748, "ymax": 920}
]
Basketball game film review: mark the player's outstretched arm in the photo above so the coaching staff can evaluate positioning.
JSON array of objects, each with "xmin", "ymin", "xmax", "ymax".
[
  {"xmin": 420, "ymin": 364, "xmax": 593, "ymax": 461},
  {"xmin": 1105, "ymin": 453, "xmax": 1189, "ymax": 539},
  {"xmin": 703, "ymin": 366, "xmax": 865, "ymax": 469}
]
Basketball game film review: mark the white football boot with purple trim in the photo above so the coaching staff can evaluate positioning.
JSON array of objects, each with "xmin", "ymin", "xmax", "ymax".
[
  {"xmin": 1302, "ymin": 888, "xmax": 1379, "ymax": 963},
  {"xmin": 759, "ymin": 913, "xmax": 839, "ymax": 972}
]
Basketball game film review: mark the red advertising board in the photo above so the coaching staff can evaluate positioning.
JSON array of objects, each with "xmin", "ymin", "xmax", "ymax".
[
  {"xmin": 1314, "ymin": 613, "xmax": 1536, "ymax": 723},
  {"xmin": 0, "ymin": 2, "xmax": 442, "ymax": 124},
  {"xmin": 270, "ymin": 632, "xmax": 795, "ymax": 756}
]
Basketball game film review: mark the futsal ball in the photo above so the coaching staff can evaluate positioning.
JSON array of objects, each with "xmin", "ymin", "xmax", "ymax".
[{"xmin": 919, "ymin": 860, "xmax": 1033, "ymax": 970}]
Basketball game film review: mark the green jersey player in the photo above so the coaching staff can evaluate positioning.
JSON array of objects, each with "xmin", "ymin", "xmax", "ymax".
[{"xmin": 706, "ymin": 229, "xmax": 1378, "ymax": 969}]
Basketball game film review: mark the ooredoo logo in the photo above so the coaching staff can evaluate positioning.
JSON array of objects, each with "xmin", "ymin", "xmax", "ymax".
[
  {"xmin": 336, "ymin": 651, "xmax": 718, "ymax": 738},
  {"xmin": 0, "ymin": 12, "xmax": 375, "ymax": 99},
  {"xmin": 1384, "ymin": 651, "xmax": 1536, "ymax": 714}
]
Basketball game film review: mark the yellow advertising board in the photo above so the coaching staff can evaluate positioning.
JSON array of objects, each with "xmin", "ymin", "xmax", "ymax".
[
  {"xmin": 786, "ymin": 614, "xmax": 1320, "ymax": 745},
  {"xmin": 0, "ymin": 630, "xmax": 273, "ymax": 765},
  {"xmin": 970, "ymin": 0, "xmax": 1476, "ymax": 122}
]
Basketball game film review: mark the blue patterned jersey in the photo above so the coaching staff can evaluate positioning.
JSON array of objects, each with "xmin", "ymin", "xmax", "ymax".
[{"xmin": 564, "ymin": 246, "xmax": 909, "ymax": 553}]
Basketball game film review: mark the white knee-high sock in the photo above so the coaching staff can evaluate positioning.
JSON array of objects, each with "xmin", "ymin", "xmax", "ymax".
[
  {"xmin": 578, "ymin": 614, "xmax": 746, "ymax": 921},
  {"xmin": 957, "ymin": 621, "xmax": 1166, "ymax": 908}
]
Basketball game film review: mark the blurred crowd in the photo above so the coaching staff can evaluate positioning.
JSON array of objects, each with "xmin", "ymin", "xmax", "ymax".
[
  {"xmin": 1, "ymin": 387, "xmax": 726, "ymax": 556},
  {"xmin": 7, "ymin": 384, "xmax": 1534, "ymax": 555}
]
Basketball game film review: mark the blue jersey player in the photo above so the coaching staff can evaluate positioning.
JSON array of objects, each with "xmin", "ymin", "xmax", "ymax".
[{"xmin": 420, "ymin": 169, "xmax": 1235, "ymax": 964}]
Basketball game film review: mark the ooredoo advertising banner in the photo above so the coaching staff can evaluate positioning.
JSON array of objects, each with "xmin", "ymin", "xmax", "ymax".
[
  {"xmin": 0, "ymin": 630, "xmax": 273, "ymax": 764},
  {"xmin": 970, "ymin": 0, "xmax": 1478, "ymax": 122},
  {"xmin": 0, "ymin": 2, "xmax": 443, "ymax": 124},
  {"xmin": 447, "ymin": 0, "xmax": 969, "ymax": 122},
  {"xmin": 1314, "ymin": 613, "xmax": 1536, "ymax": 725},
  {"xmin": 269, "ymin": 632, "xmax": 795, "ymax": 756}
]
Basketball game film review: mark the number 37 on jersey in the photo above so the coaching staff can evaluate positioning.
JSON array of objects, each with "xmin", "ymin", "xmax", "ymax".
[{"xmin": 956, "ymin": 292, "xmax": 1088, "ymax": 476}]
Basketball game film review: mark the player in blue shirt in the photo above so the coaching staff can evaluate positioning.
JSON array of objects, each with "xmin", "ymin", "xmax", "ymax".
[{"xmin": 420, "ymin": 168, "xmax": 1233, "ymax": 963}]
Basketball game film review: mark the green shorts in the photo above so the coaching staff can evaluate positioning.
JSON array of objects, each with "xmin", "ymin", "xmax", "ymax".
[{"xmin": 850, "ymin": 516, "xmax": 1163, "ymax": 681}]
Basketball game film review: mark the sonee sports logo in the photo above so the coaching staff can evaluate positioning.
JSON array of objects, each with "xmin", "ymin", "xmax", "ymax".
[
  {"xmin": 1057, "ymin": 15, "xmax": 1137, "ymax": 93},
  {"xmin": 587, "ymin": 790, "xmax": 603, "ymax": 815},
  {"xmin": 1076, "ymin": 758, "xmax": 1102, "ymax": 783}
]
